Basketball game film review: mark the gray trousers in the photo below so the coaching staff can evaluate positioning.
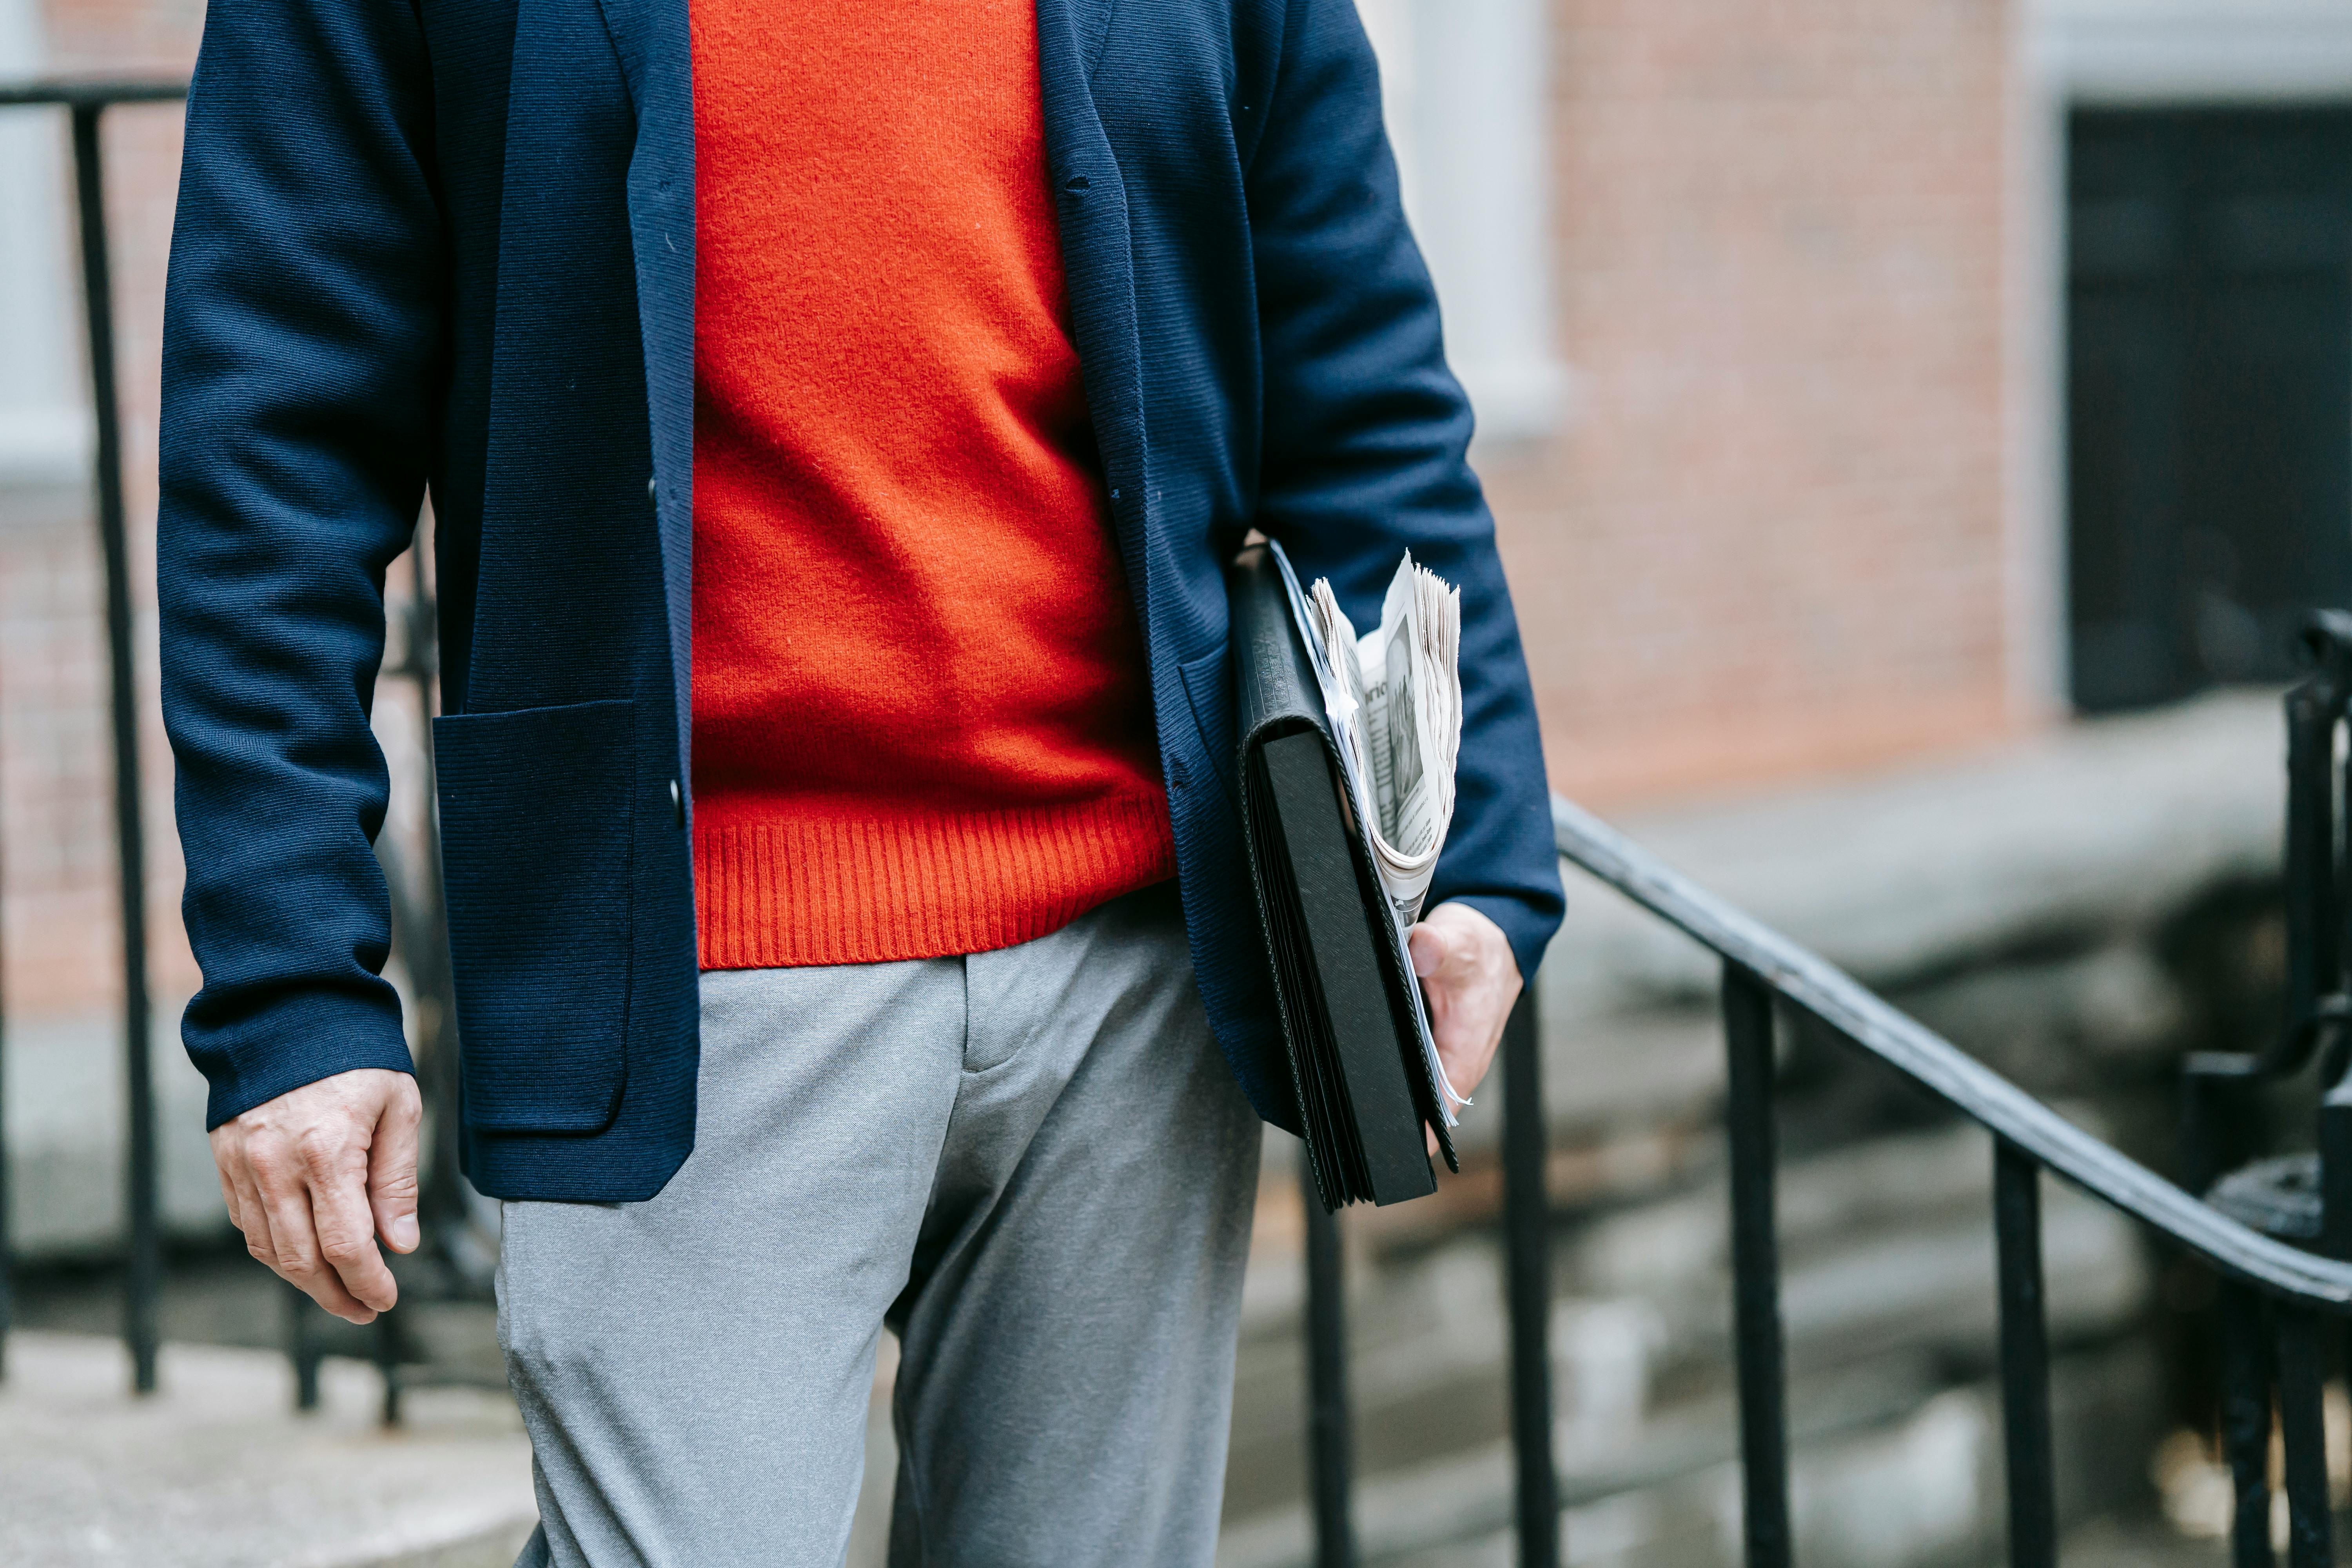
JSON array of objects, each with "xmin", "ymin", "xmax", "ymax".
[{"xmin": 500, "ymin": 882, "xmax": 1263, "ymax": 1568}]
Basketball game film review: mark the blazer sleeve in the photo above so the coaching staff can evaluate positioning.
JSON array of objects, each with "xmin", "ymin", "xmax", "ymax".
[
  {"xmin": 157, "ymin": 0, "xmax": 445, "ymax": 1127},
  {"xmin": 1243, "ymin": 0, "xmax": 1565, "ymax": 984}
]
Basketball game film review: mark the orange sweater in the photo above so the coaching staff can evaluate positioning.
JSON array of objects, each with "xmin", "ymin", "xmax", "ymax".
[{"xmin": 688, "ymin": 0, "xmax": 1175, "ymax": 969}]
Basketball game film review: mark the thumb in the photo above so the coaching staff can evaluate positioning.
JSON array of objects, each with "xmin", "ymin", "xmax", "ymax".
[
  {"xmin": 1409, "ymin": 920, "xmax": 1450, "ymax": 979},
  {"xmin": 369, "ymin": 1077, "xmax": 424, "ymax": 1254}
]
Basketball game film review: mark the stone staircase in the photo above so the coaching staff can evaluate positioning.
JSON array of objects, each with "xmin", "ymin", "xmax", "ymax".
[{"xmin": 1210, "ymin": 1122, "xmax": 2161, "ymax": 1568}]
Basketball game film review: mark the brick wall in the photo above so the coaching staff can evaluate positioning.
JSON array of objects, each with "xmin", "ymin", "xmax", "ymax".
[{"xmin": 1489, "ymin": 0, "xmax": 2025, "ymax": 808}]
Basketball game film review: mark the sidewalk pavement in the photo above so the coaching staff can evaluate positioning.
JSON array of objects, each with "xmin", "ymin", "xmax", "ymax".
[{"xmin": 0, "ymin": 1332, "xmax": 537, "ymax": 1568}]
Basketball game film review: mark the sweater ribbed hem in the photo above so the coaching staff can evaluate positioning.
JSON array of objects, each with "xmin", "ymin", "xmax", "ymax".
[{"xmin": 693, "ymin": 789, "xmax": 1178, "ymax": 968}]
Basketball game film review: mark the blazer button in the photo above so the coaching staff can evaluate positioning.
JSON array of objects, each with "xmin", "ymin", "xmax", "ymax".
[{"xmin": 670, "ymin": 778, "xmax": 684, "ymax": 827}]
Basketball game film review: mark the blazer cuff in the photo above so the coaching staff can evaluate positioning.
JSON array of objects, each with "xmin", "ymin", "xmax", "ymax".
[
  {"xmin": 198, "ymin": 994, "xmax": 417, "ymax": 1130},
  {"xmin": 1444, "ymin": 891, "xmax": 1559, "ymax": 990}
]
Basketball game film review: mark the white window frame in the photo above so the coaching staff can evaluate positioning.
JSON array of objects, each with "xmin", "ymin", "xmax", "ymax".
[
  {"xmin": 2036, "ymin": 0, "xmax": 2352, "ymax": 106},
  {"xmin": 1357, "ymin": 0, "xmax": 1570, "ymax": 444},
  {"xmin": 0, "ymin": 0, "xmax": 89, "ymax": 493}
]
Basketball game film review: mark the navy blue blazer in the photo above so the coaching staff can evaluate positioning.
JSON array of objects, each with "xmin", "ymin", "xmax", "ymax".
[{"xmin": 158, "ymin": 0, "xmax": 1566, "ymax": 1199}]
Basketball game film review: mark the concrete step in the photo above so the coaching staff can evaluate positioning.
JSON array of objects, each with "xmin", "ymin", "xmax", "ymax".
[
  {"xmin": 0, "ymin": 1332, "xmax": 536, "ymax": 1568},
  {"xmin": 1217, "ymin": 1340, "xmax": 2165, "ymax": 1568}
]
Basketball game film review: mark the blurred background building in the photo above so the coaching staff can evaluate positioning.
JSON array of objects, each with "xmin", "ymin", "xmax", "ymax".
[{"xmin": 7, "ymin": 0, "xmax": 2352, "ymax": 1563}]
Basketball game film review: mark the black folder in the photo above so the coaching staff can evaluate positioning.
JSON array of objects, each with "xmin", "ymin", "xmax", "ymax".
[{"xmin": 1229, "ymin": 542, "xmax": 1459, "ymax": 1210}]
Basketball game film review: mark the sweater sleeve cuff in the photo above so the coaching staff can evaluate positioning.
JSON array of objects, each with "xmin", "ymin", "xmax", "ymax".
[{"xmin": 197, "ymin": 992, "xmax": 417, "ymax": 1130}]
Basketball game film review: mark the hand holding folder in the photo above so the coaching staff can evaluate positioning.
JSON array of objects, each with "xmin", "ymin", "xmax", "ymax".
[{"xmin": 1228, "ymin": 541, "xmax": 1466, "ymax": 1210}]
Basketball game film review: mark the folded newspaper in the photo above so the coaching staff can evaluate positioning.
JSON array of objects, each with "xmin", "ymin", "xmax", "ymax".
[
  {"xmin": 1301, "ymin": 554, "xmax": 1464, "ymax": 926},
  {"xmin": 1273, "ymin": 547, "xmax": 1468, "ymax": 1118}
]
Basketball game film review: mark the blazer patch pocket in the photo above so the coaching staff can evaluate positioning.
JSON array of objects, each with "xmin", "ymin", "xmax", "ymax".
[{"xmin": 433, "ymin": 698, "xmax": 637, "ymax": 1134}]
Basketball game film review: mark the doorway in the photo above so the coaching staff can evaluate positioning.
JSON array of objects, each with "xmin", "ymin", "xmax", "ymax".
[{"xmin": 2068, "ymin": 107, "xmax": 2352, "ymax": 711}]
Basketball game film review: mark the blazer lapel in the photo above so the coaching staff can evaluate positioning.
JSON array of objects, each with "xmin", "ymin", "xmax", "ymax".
[
  {"xmin": 595, "ymin": 0, "xmax": 699, "ymax": 787},
  {"xmin": 1068, "ymin": 0, "xmax": 1118, "ymax": 74},
  {"xmin": 1036, "ymin": 0, "xmax": 1152, "ymax": 640}
]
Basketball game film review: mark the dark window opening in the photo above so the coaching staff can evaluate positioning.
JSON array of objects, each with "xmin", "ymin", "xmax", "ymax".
[{"xmin": 2068, "ymin": 107, "xmax": 2352, "ymax": 712}]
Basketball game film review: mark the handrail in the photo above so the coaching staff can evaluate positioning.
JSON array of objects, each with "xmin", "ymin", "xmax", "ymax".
[
  {"xmin": 1553, "ymin": 792, "xmax": 2352, "ymax": 1309},
  {"xmin": 0, "ymin": 79, "xmax": 186, "ymax": 107}
]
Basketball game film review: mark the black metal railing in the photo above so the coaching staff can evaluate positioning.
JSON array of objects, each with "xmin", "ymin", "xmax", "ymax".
[
  {"xmin": 0, "ymin": 79, "xmax": 479, "ymax": 1423},
  {"xmin": 1290, "ymin": 782, "xmax": 2352, "ymax": 1568},
  {"xmin": 1299, "ymin": 621, "xmax": 2352, "ymax": 1566},
  {"xmin": 0, "ymin": 76, "xmax": 188, "ymax": 1397},
  {"xmin": 1545, "ymin": 788, "xmax": 2352, "ymax": 1568},
  {"xmin": 2181, "ymin": 616, "xmax": 2352, "ymax": 1568},
  {"xmin": 1299, "ymin": 983, "xmax": 1557, "ymax": 1568}
]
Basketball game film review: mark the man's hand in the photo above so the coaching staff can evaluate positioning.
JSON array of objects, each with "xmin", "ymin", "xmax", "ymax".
[
  {"xmin": 209, "ymin": 1067, "xmax": 422, "ymax": 1324},
  {"xmin": 1408, "ymin": 902, "xmax": 1523, "ymax": 1140}
]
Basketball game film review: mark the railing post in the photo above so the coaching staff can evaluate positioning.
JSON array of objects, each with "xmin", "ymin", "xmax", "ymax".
[
  {"xmin": 1501, "ymin": 983, "xmax": 1558, "ymax": 1568},
  {"xmin": 396, "ymin": 542, "xmax": 468, "ymax": 1268},
  {"xmin": 1301, "ymin": 1160, "xmax": 1356, "ymax": 1568},
  {"xmin": 1722, "ymin": 962, "xmax": 1792, "ymax": 1568},
  {"xmin": 2280, "ymin": 672, "xmax": 2340, "ymax": 1055},
  {"xmin": 2274, "ymin": 1307, "xmax": 2333, "ymax": 1568},
  {"xmin": 2218, "ymin": 1283, "xmax": 2278, "ymax": 1568},
  {"xmin": 1993, "ymin": 1140, "xmax": 2058, "ymax": 1568},
  {"xmin": 70, "ymin": 98, "xmax": 159, "ymax": 1398},
  {"xmin": 0, "ymin": 747, "xmax": 10, "ymax": 1384},
  {"xmin": 287, "ymin": 1280, "xmax": 322, "ymax": 1412},
  {"xmin": 376, "ymin": 1311, "xmax": 403, "ymax": 1426}
]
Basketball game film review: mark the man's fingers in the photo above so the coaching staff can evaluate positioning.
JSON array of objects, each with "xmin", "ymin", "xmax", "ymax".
[
  {"xmin": 1412, "ymin": 902, "xmax": 1523, "ymax": 1102},
  {"xmin": 1408, "ymin": 920, "xmax": 1451, "ymax": 979},
  {"xmin": 368, "ymin": 1080, "xmax": 424, "ymax": 1256},
  {"xmin": 211, "ymin": 1070, "xmax": 422, "ymax": 1323},
  {"xmin": 227, "ymin": 1158, "xmax": 278, "ymax": 1267},
  {"xmin": 253, "ymin": 1146, "xmax": 374, "ymax": 1323},
  {"xmin": 302, "ymin": 1133, "xmax": 399, "ymax": 1316},
  {"xmin": 214, "ymin": 1156, "xmax": 243, "ymax": 1234}
]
